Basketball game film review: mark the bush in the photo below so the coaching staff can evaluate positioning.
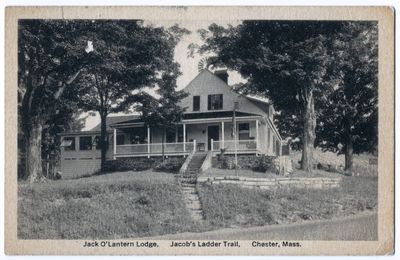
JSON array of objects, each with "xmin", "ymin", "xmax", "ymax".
[
  {"xmin": 220, "ymin": 156, "xmax": 236, "ymax": 169},
  {"xmin": 102, "ymin": 158, "xmax": 154, "ymax": 173},
  {"xmin": 251, "ymin": 155, "xmax": 275, "ymax": 173},
  {"xmin": 219, "ymin": 155, "xmax": 277, "ymax": 172},
  {"xmin": 153, "ymin": 157, "xmax": 185, "ymax": 173}
]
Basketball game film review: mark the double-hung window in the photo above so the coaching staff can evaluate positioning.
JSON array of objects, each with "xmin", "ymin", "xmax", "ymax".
[
  {"xmin": 207, "ymin": 94, "xmax": 223, "ymax": 110},
  {"xmin": 238, "ymin": 123, "xmax": 250, "ymax": 140},
  {"xmin": 193, "ymin": 96, "xmax": 200, "ymax": 111}
]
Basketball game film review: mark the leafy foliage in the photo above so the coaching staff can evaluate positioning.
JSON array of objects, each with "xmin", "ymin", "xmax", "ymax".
[
  {"xmin": 135, "ymin": 63, "xmax": 189, "ymax": 160},
  {"xmin": 72, "ymin": 20, "xmax": 189, "ymax": 169},
  {"xmin": 153, "ymin": 157, "xmax": 185, "ymax": 173},
  {"xmin": 18, "ymin": 20, "xmax": 91, "ymax": 181},
  {"xmin": 316, "ymin": 22, "xmax": 378, "ymax": 158},
  {"xmin": 196, "ymin": 21, "xmax": 378, "ymax": 172},
  {"xmin": 101, "ymin": 158, "xmax": 155, "ymax": 173},
  {"xmin": 196, "ymin": 21, "xmax": 343, "ymax": 171}
]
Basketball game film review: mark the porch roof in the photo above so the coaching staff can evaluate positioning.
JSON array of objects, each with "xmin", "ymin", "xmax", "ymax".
[
  {"xmin": 182, "ymin": 111, "xmax": 261, "ymax": 120},
  {"xmin": 109, "ymin": 111, "xmax": 263, "ymax": 128}
]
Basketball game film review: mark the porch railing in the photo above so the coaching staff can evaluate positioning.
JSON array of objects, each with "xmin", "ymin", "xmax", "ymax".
[
  {"xmin": 211, "ymin": 139, "xmax": 257, "ymax": 152},
  {"xmin": 115, "ymin": 140, "xmax": 195, "ymax": 156}
]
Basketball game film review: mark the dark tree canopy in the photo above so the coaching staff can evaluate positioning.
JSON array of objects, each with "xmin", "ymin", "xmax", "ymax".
[
  {"xmin": 196, "ymin": 21, "xmax": 344, "ymax": 171},
  {"xmin": 195, "ymin": 20, "xmax": 377, "ymax": 172},
  {"xmin": 74, "ymin": 20, "xmax": 189, "ymax": 170},
  {"xmin": 316, "ymin": 22, "xmax": 378, "ymax": 170},
  {"xmin": 136, "ymin": 65, "xmax": 188, "ymax": 161},
  {"xmin": 18, "ymin": 19, "xmax": 90, "ymax": 181}
]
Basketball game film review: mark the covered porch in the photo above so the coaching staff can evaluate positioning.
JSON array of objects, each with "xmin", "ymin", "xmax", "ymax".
[{"xmin": 110, "ymin": 111, "xmax": 264, "ymax": 158}]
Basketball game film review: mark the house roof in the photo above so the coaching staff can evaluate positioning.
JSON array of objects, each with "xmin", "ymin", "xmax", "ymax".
[
  {"xmin": 109, "ymin": 111, "xmax": 261, "ymax": 127},
  {"xmin": 182, "ymin": 111, "xmax": 261, "ymax": 120},
  {"xmin": 89, "ymin": 115, "xmax": 141, "ymax": 131}
]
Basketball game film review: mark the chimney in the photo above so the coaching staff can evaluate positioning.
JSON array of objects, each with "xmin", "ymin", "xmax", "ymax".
[{"xmin": 214, "ymin": 69, "xmax": 229, "ymax": 84}]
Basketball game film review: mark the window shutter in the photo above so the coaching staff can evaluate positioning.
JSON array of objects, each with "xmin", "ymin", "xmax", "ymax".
[{"xmin": 208, "ymin": 95, "xmax": 211, "ymax": 110}]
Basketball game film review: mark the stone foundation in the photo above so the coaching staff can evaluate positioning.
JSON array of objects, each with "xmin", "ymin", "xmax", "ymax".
[{"xmin": 197, "ymin": 176, "xmax": 342, "ymax": 189}]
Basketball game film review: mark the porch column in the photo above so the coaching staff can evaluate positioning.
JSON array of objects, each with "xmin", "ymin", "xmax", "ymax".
[
  {"xmin": 256, "ymin": 119, "xmax": 259, "ymax": 151},
  {"xmin": 183, "ymin": 123, "xmax": 186, "ymax": 153},
  {"xmin": 113, "ymin": 128, "xmax": 117, "ymax": 159},
  {"xmin": 221, "ymin": 121, "xmax": 225, "ymax": 149},
  {"xmin": 147, "ymin": 126, "xmax": 150, "ymax": 158}
]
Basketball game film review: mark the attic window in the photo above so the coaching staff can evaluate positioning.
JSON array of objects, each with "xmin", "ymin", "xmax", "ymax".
[
  {"xmin": 193, "ymin": 96, "xmax": 200, "ymax": 111},
  {"xmin": 207, "ymin": 94, "xmax": 223, "ymax": 110}
]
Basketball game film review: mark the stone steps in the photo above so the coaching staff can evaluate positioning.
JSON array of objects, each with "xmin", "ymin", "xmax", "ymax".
[{"xmin": 176, "ymin": 152, "xmax": 207, "ymax": 222}]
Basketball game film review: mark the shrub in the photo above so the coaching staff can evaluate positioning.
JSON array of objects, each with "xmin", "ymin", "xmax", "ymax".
[
  {"xmin": 251, "ymin": 155, "xmax": 275, "ymax": 173},
  {"xmin": 220, "ymin": 156, "xmax": 236, "ymax": 169},
  {"xmin": 102, "ymin": 158, "xmax": 154, "ymax": 173},
  {"xmin": 153, "ymin": 157, "xmax": 185, "ymax": 173},
  {"xmin": 219, "ymin": 155, "xmax": 277, "ymax": 172}
]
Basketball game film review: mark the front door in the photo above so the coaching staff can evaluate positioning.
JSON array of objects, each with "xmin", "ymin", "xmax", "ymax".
[{"xmin": 207, "ymin": 125, "xmax": 219, "ymax": 150}]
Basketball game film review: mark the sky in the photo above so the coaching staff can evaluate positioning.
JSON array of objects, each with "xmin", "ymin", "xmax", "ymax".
[{"xmin": 82, "ymin": 20, "xmax": 245, "ymax": 130}]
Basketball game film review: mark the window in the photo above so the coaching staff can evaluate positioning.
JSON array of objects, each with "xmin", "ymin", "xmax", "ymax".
[
  {"xmin": 116, "ymin": 134, "xmax": 125, "ymax": 145},
  {"xmin": 207, "ymin": 94, "xmax": 223, "ymax": 110},
  {"xmin": 93, "ymin": 136, "xmax": 102, "ymax": 150},
  {"xmin": 193, "ymin": 96, "xmax": 200, "ymax": 111},
  {"xmin": 79, "ymin": 136, "xmax": 93, "ymax": 151},
  {"xmin": 129, "ymin": 127, "xmax": 147, "ymax": 144},
  {"xmin": 61, "ymin": 137, "xmax": 75, "ymax": 151},
  {"xmin": 166, "ymin": 128, "xmax": 176, "ymax": 143},
  {"xmin": 238, "ymin": 123, "xmax": 250, "ymax": 140},
  {"xmin": 177, "ymin": 125, "xmax": 184, "ymax": 142}
]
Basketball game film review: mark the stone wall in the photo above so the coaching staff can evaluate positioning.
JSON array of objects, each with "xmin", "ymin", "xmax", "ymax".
[{"xmin": 197, "ymin": 176, "xmax": 342, "ymax": 190}]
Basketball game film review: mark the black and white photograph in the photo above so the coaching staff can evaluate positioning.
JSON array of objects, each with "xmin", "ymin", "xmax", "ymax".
[{"xmin": 4, "ymin": 6, "xmax": 394, "ymax": 256}]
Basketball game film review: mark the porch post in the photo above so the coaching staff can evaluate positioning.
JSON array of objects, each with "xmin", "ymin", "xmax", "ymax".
[
  {"xmin": 183, "ymin": 123, "xmax": 186, "ymax": 153},
  {"xmin": 221, "ymin": 121, "xmax": 225, "ymax": 149},
  {"xmin": 256, "ymin": 119, "xmax": 259, "ymax": 152},
  {"xmin": 113, "ymin": 128, "xmax": 117, "ymax": 160},
  {"xmin": 211, "ymin": 138, "xmax": 214, "ymax": 152},
  {"xmin": 147, "ymin": 126, "xmax": 150, "ymax": 158}
]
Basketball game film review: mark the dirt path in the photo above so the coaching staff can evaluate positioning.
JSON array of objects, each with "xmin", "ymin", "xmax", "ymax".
[{"xmin": 149, "ymin": 211, "xmax": 377, "ymax": 241}]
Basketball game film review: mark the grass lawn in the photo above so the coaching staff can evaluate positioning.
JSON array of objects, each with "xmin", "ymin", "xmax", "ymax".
[
  {"xmin": 197, "ymin": 175, "xmax": 377, "ymax": 229},
  {"xmin": 18, "ymin": 166, "xmax": 378, "ymax": 239},
  {"xmin": 291, "ymin": 149, "xmax": 378, "ymax": 176},
  {"xmin": 18, "ymin": 170, "xmax": 197, "ymax": 239}
]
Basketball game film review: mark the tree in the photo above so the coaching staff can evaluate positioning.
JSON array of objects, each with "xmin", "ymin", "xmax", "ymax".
[
  {"xmin": 75, "ymin": 21, "xmax": 189, "ymax": 170},
  {"xmin": 18, "ymin": 20, "xmax": 89, "ymax": 182},
  {"xmin": 137, "ymin": 67, "xmax": 188, "ymax": 162},
  {"xmin": 196, "ymin": 21, "xmax": 340, "ymax": 172},
  {"xmin": 316, "ymin": 22, "xmax": 378, "ymax": 172}
]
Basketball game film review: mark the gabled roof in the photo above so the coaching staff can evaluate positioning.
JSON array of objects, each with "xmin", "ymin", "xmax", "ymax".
[
  {"xmin": 89, "ymin": 115, "xmax": 141, "ymax": 131},
  {"xmin": 184, "ymin": 69, "xmax": 270, "ymax": 106}
]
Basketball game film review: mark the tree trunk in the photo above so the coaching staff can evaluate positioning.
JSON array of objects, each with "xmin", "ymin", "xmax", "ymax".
[
  {"xmin": 27, "ymin": 121, "xmax": 44, "ymax": 183},
  {"xmin": 344, "ymin": 117, "xmax": 354, "ymax": 173},
  {"xmin": 100, "ymin": 114, "xmax": 108, "ymax": 171},
  {"xmin": 301, "ymin": 90, "xmax": 316, "ymax": 172}
]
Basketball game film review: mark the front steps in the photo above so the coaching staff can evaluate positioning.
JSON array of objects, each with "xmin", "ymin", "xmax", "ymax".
[{"xmin": 177, "ymin": 153, "xmax": 207, "ymax": 221}]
